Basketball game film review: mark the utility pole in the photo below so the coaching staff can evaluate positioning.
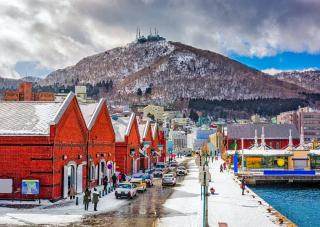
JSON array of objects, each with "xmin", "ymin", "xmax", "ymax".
[{"xmin": 200, "ymin": 145, "xmax": 209, "ymax": 227}]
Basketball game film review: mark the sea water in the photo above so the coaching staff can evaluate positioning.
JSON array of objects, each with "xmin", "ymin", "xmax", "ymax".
[{"xmin": 250, "ymin": 185, "xmax": 320, "ymax": 227}]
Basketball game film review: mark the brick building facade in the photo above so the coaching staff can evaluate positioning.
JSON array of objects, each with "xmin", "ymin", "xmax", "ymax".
[
  {"xmin": 112, "ymin": 113, "xmax": 141, "ymax": 175},
  {"xmin": 3, "ymin": 82, "xmax": 54, "ymax": 101},
  {"xmin": 0, "ymin": 93, "xmax": 87, "ymax": 201}
]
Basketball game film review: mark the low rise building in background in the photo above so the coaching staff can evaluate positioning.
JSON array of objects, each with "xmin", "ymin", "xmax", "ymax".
[{"xmin": 3, "ymin": 82, "xmax": 54, "ymax": 101}]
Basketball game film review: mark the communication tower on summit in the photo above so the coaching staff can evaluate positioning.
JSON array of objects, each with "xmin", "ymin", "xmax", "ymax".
[{"xmin": 136, "ymin": 27, "xmax": 165, "ymax": 43}]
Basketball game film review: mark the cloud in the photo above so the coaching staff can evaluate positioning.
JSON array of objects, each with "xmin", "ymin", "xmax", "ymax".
[
  {"xmin": 262, "ymin": 67, "xmax": 319, "ymax": 75},
  {"xmin": 0, "ymin": 0, "xmax": 320, "ymax": 78}
]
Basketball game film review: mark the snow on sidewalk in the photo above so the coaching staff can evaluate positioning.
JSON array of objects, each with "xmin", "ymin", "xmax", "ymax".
[
  {"xmin": 157, "ymin": 159, "xmax": 203, "ymax": 227},
  {"xmin": 0, "ymin": 186, "xmax": 128, "ymax": 226},
  {"xmin": 208, "ymin": 159, "xmax": 278, "ymax": 227}
]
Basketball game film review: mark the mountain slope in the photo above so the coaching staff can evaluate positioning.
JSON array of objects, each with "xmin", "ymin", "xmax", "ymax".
[
  {"xmin": 39, "ymin": 40, "xmax": 308, "ymax": 103},
  {"xmin": 274, "ymin": 70, "xmax": 320, "ymax": 93}
]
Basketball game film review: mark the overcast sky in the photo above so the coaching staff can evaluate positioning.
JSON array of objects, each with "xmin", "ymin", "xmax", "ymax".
[{"xmin": 1, "ymin": 0, "xmax": 320, "ymax": 79}]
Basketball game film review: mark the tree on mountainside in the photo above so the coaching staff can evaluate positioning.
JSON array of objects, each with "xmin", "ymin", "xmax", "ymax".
[{"xmin": 145, "ymin": 87, "xmax": 152, "ymax": 95}]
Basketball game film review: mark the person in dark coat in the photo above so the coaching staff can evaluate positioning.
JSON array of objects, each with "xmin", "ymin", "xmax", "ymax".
[
  {"xmin": 241, "ymin": 177, "xmax": 246, "ymax": 195},
  {"xmin": 92, "ymin": 188, "xmax": 99, "ymax": 211},
  {"xmin": 121, "ymin": 173, "xmax": 126, "ymax": 182},
  {"xmin": 112, "ymin": 173, "xmax": 117, "ymax": 189},
  {"xmin": 83, "ymin": 188, "xmax": 91, "ymax": 211},
  {"xmin": 220, "ymin": 164, "xmax": 223, "ymax": 173},
  {"xmin": 103, "ymin": 176, "xmax": 108, "ymax": 193}
]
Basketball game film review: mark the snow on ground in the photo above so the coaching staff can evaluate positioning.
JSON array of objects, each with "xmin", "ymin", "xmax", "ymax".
[
  {"xmin": 157, "ymin": 159, "xmax": 202, "ymax": 227},
  {"xmin": 0, "ymin": 185, "xmax": 128, "ymax": 226},
  {"xmin": 208, "ymin": 159, "xmax": 278, "ymax": 227},
  {"xmin": 158, "ymin": 157, "xmax": 279, "ymax": 227}
]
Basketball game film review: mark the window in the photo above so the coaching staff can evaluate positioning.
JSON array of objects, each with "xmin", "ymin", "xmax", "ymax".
[{"xmin": 90, "ymin": 165, "xmax": 95, "ymax": 180}]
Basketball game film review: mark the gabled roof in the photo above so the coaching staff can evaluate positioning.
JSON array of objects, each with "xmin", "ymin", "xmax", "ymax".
[
  {"xmin": 138, "ymin": 120, "xmax": 150, "ymax": 141},
  {"xmin": 227, "ymin": 124, "xmax": 299, "ymax": 140},
  {"xmin": 111, "ymin": 113, "xmax": 135, "ymax": 141},
  {"xmin": 0, "ymin": 92, "xmax": 75, "ymax": 135},
  {"xmin": 151, "ymin": 123, "xmax": 159, "ymax": 140},
  {"xmin": 79, "ymin": 99, "xmax": 105, "ymax": 130}
]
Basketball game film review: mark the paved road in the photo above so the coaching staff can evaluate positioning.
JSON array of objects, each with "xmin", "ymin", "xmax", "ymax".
[{"xmin": 75, "ymin": 160, "xmax": 190, "ymax": 227}]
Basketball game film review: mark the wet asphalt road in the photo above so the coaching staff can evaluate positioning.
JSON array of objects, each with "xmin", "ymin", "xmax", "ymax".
[{"xmin": 74, "ymin": 160, "xmax": 190, "ymax": 227}]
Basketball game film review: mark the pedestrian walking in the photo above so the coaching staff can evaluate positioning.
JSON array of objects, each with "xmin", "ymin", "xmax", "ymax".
[
  {"xmin": 220, "ymin": 164, "xmax": 223, "ymax": 173},
  {"xmin": 118, "ymin": 172, "xmax": 122, "ymax": 182},
  {"xmin": 223, "ymin": 162, "xmax": 227, "ymax": 171},
  {"xmin": 83, "ymin": 188, "xmax": 91, "ymax": 211},
  {"xmin": 112, "ymin": 173, "xmax": 117, "ymax": 189},
  {"xmin": 68, "ymin": 184, "xmax": 76, "ymax": 200},
  {"xmin": 241, "ymin": 177, "xmax": 246, "ymax": 195},
  {"xmin": 211, "ymin": 156, "xmax": 214, "ymax": 163},
  {"xmin": 103, "ymin": 176, "xmax": 108, "ymax": 193},
  {"xmin": 92, "ymin": 188, "xmax": 99, "ymax": 211}
]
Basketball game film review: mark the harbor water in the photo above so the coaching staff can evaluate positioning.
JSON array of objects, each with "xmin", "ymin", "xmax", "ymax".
[{"xmin": 250, "ymin": 185, "xmax": 320, "ymax": 227}]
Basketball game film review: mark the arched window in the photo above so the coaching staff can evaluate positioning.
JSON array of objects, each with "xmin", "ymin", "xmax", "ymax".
[{"xmin": 90, "ymin": 164, "xmax": 95, "ymax": 180}]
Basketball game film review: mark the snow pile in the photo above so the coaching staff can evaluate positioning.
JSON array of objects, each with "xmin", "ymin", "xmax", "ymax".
[
  {"xmin": 0, "ymin": 185, "xmax": 128, "ymax": 226},
  {"xmin": 207, "ymin": 159, "xmax": 277, "ymax": 227}
]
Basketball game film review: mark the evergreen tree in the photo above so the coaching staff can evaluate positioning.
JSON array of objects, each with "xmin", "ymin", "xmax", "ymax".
[{"xmin": 137, "ymin": 88, "xmax": 142, "ymax": 96}]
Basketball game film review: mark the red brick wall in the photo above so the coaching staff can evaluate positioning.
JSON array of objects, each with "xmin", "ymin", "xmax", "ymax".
[
  {"xmin": 50, "ymin": 98, "xmax": 88, "ymax": 200},
  {"xmin": 0, "ymin": 136, "xmax": 54, "ymax": 200},
  {"xmin": 0, "ymin": 97, "xmax": 89, "ymax": 201},
  {"xmin": 88, "ymin": 102, "xmax": 115, "ymax": 187}
]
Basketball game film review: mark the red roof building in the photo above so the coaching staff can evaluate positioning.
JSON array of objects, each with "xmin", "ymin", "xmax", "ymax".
[
  {"xmin": 112, "ymin": 113, "xmax": 141, "ymax": 175},
  {"xmin": 80, "ymin": 99, "xmax": 115, "ymax": 189},
  {"xmin": 138, "ymin": 120, "xmax": 153, "ymax": 171},
  {"xmin": 0, "ymin": 93, "xmax": 87, "ymax": 201},
  {"xmin": 3, "ymin": 82, "xmax": 54, "ymax": 101}
]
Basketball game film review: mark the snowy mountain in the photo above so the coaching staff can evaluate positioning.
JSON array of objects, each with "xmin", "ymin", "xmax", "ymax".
[
  {"xmin": 0, "ymin": 76, "xmax": 40, "ymax": 90},
  {"xmin": 274, "ymin": 70, "xmax": 320, "ymax": 93},
  {"xmin": 39, "ymin": 40, "xmax": 308, "ymax": 103}
]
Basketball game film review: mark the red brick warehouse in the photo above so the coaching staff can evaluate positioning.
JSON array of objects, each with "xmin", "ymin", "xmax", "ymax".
[
  {"xmin": 151, "ymin": 123, "xmax": 162, "ymax": 167},
  {"xmin": 138, "ymin": 119, "xmax": 153, "ymax": 171},
  {"xmin": 80, "ymin": 99, "xmax": 116, "ymax": 189},
  {"xmin": 112, "ymin": 113, "xmax": 141, "ymax": 175},
  {"xmin": 0, "ymin": 93, "xmax": 88, "ymax": 201}
]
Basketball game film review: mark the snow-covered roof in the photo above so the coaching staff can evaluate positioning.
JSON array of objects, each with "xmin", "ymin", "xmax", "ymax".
[
  {"xmin": 111, "ymin": 113, "xmax": 135, "ymax": 141},
  {"xmin": 309, "ymin": 149, "xmax": 320, "ymax": 156},
  {"xmin": 0, "ymin": 92, "xmax": 75, "ymax": 135},
  {"xmin": 151, "ymin": 123, "xmax": 158, "ymax": 140},
  {"xmin": 227, "ymin": 149, "xmax": 292, "ymax": 156},
  {"xmin": 138, "ymin": 121, "xmax": 150, "ymax": 141},
  {"xmin": 79, "ymin": 99, "xmax": 105, "ymax": 130}
]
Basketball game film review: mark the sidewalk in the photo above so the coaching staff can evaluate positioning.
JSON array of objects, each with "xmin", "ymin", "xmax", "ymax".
[
  {"xmin": 157, "ymin": 159, "xmax": 202, "ymax": 227},
  {"xmin": 207, "ymin": 159, "xmax": 278, "ymax": 227},
  {"xmin": 0, "ymin": 185, "xmax": 127, "ymax": 225}
]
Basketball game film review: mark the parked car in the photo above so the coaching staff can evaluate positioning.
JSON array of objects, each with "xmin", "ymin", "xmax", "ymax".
[
  {"xmin": 132, "ymin": 173, "xmax": 153, "ymax": 187},
  {"xmin": 176, "ymin": 166, "xmax": 188, "ymax": 176},
  {"xmin": 143, "ymin": 173, "xmax": 154, "ymax": 187},
  {"xmin": 115, "ymin": 183, "xmax": 137, "ymax": 199},
  {"xmin": 130, "ymin": 178, "xmax": 147, "ymax": 192},
  {"xmin": 162, "ymin": 173, "xmax": 177, "ymax": 186},
  {"xmin": 153, "ymin": 168, "xmax": 164, "ymax": 178}
]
